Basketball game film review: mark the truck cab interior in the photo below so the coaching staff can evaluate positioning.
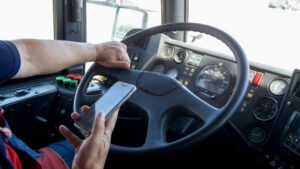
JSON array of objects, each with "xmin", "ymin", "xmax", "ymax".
[{"xmin": 1, "ymin": 0, "xmax": 300, "ymax": 168}]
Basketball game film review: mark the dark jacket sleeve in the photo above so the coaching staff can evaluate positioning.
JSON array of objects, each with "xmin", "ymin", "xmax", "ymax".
[{"xmin": 0, "ymin": 40, "xmax": 21, "ymax": 83}]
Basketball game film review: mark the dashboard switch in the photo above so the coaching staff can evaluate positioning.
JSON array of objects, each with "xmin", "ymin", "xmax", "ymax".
[{"xmin": 253, "ymin": 72, "xmax": 264, "ymax": 86}]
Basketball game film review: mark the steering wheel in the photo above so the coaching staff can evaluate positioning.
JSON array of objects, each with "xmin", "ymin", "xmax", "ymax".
[{"xmin": 74, "ymin": 22, "xmax": 249, "ymax": 156}]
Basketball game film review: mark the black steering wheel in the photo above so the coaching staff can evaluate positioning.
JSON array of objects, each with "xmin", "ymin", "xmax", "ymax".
[{"xmin": 74, "ymin": 22, "xmax": 249, "ymax": 156}]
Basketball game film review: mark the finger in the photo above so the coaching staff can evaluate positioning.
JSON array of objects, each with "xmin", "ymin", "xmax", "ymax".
[
  {"xmin": 105, "ymin": 109, "xmax": 119, "ymax": 137},
  {"xmin": 71, "ymin": 112, "xmax": 81, "ymax": 121},
  {"xmin": 112, "ymin": 41, "xmax": 126, "ymax": 48},
  {"xmin": 120, "ymin": 51, "xmax": 130, "ymax": 61},
  {"xmin": 122, "ymin": 43, "xmax": 127, "ymax": 49},
  {"xmin": 119, "ymin": 42, "xmax": 127, "ymax": 50},
  {"xmin": 109, "ymin": 61, "xmax": 130, "ymax": 69},
  {"xmin": 71, "ymin": 105, "xmax": 90, "ymax": 121},
  {"xmin": 59, "ymin": 125, "xmax": 82, "ymax": 149},
  {"xmin": 81, "ymin": 105, "xmax": 90, "ymax": 113},
  {"xmin": 89, "ymin": 112, "xmax": 105, "ymax": 140}
]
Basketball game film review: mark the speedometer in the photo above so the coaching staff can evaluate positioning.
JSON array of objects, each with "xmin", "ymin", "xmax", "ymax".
[{"xmin": 195, "ymin": 64, "xmax": 231, "ymax": 95}]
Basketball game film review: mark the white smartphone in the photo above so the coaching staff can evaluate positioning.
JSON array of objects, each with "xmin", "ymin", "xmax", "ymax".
[{"xmin": 74, "ymin": 81, "xmax": 137, "ymax": 135}]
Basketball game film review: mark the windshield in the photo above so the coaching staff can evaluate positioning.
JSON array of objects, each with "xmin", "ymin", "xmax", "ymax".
[{"xmin": 189, "ymin": 0, "xmax": 300, "ymax": 72}]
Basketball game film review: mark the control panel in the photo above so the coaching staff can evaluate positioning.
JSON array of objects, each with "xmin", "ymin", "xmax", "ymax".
[
  {"xmin": 0, "ymin": 84, "xmax": 57, "ymax": 106},
  {"xmin": 56, "ymin": 73, "xmax": 82, "ymax": 88},
  {"xmin": 282, "ymin": 111, "xmax": 300, "ymax": 156}
]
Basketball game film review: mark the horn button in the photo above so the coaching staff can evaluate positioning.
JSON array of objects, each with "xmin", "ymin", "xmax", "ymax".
[{"xmin": 137, "ymin": 72, "xmax": 179, "ymax": 96}]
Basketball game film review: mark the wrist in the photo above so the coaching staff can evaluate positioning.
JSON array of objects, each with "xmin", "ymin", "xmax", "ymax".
[
  {"xmin": 76, "ymin": 42, "xmax": 98, "ymax": 63},
  {"xmin": 95, "ymin": 44, "xmax": 103, "ymax": 62}
]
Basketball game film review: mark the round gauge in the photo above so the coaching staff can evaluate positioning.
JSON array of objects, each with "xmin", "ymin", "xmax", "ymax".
[
  {"xmin": 247, "ymin": 126, "xmax": 267, "ymax": 144},
  {"xmin": 161, "ymin": 46, "xmax": 175, "ymax": 59},
  {"xmin": 252, "ymin": 97, "xmax": 278, "ymax": 121},
  {"xmin": 174, "ymin": 50, "xmax": 188, "ymax": 64},
  {"xmin": 151, "ymin": 64, "xmax": 165, "ymax": 74},
  {"xmin": 195, "ymin": 64, "xmax": 231, "ymax": 95},
  {"xmin": 269, "ymin": 79, "xmax": 288, "ymax": 96},
  {"xmin": 166, "ymin": 67, "xmax": 179, "ymax": 79}
]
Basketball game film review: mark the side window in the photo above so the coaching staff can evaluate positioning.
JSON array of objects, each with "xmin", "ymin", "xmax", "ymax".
[
  {"xmin": 0, "ymin": 0, "xmax": 54, "ymax": 40},
  {"xmin": 85, "ymin": 0, "xmax": 161, "ymax": 71},
  {"xmin": 86, "ymin": 0, "xmax": 161, "ymax": 43}
]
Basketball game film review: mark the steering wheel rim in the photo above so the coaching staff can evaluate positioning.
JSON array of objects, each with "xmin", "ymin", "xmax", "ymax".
[{"xmin": 74, "ymin": 22, "xmax": 249, "ymax": 155}]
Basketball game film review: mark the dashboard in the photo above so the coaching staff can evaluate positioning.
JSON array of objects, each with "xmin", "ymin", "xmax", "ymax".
[{"xmin": 126, "ymin": 32, "xmax": 300, "ymax": 165}]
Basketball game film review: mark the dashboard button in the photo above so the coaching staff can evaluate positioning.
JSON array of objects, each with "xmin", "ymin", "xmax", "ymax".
[{"xmin": 253, "ymin": 72, "xmax": 264, "ymax": 86}]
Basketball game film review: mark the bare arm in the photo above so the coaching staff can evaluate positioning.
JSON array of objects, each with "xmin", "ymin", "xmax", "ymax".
[{"xmin": 12, "ymin": 39, "xmax": 130, "ymax": 79}]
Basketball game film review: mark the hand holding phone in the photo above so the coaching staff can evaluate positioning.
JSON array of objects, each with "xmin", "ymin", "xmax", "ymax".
[{"xmin": 74, "ymin": 81, "xmax": 137, "ymax": 135}]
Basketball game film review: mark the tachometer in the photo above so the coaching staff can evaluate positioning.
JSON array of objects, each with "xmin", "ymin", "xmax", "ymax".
[{"xmin": 195, "ymin": 64, "xmax": 231, "ymax": 95}]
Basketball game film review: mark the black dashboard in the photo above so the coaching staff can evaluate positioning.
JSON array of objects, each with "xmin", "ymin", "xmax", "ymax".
[{"xmin": 127, "ymin": 32, "xmax": 300, "ymax": 166}]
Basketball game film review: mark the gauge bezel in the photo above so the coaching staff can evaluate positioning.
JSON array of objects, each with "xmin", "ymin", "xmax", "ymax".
[
  {"xmin": 268, "ymin": 78, "xmax": 288, "ymax": 96},
  {"xmin": 161, "ymin": 46, "xmax": 175, "ymax": 59},
  {"xmin": 173, "ymin": 49, "xmax": 189, "ymax": 64},
  {"xmin": 195, "ymin": 63, "xmax": 232, "ymax": 96},
  {"xmin": 247, "ymin": 126, "xmax": 267, "ymax": 144},
  {"xmin": 252, "ymin": 97, "xmax": 279, "ymax": 121}
]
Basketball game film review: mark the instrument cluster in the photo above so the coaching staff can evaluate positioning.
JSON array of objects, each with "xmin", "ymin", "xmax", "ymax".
[{"xmin": 150, "ymin": 43, "xmax": 236, "ymax": 106}]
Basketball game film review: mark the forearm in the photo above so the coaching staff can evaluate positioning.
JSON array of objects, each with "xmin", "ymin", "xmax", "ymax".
[{"xmin": 12, "ymin": 39, "xmax": 96, "ymax": 78}]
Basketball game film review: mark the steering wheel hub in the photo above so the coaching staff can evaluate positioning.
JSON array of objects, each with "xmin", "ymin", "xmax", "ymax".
[{"xmin": 137, "ymin": 72, "xmax": 179, "ymax": 96}]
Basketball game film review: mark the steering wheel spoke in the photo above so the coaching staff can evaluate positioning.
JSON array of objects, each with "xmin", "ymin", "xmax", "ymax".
[{"xmin": 173, "ymin": 87, "xmax": 220, "ymax": 122}]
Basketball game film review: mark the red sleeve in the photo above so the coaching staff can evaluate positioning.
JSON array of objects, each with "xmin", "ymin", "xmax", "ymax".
[
  {"xmin": 4, "ymin": 143, "xmax": 22, "ymax": 169},
  {"xmin": 29, "ymin": 148, "xmax": 69, "ymax": 169}
]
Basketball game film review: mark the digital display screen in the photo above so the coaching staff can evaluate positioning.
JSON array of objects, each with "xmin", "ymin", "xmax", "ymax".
[{"xmin": 187, "ymin": 54, "xmax": 203, "ymax": 67}]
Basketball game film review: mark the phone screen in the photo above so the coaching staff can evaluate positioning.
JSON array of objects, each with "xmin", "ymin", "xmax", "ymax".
[{"xmin": 74, "ymin": 81, "xmax": 136, "ymax": 134}]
